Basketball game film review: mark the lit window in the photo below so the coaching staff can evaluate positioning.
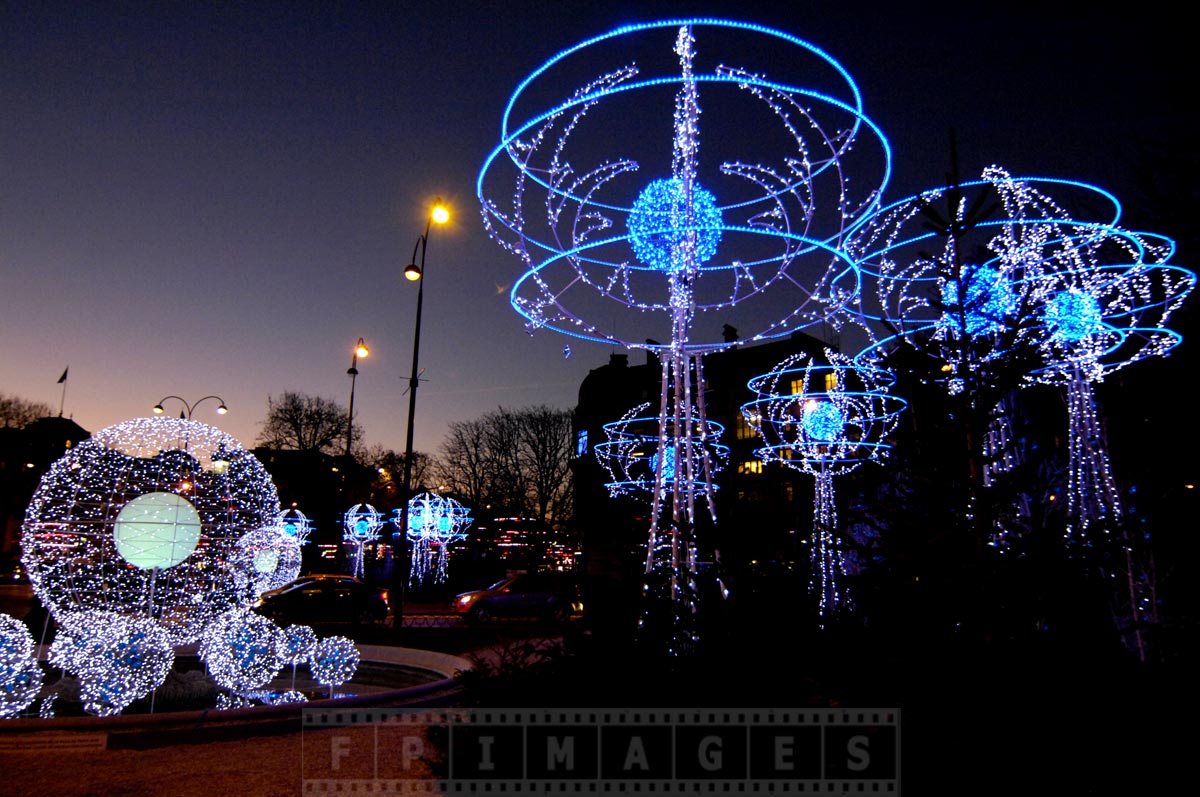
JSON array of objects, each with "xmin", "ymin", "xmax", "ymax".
[
  {"xmin": 575, "ymin": 430, "xmax": 588, "ymax": 457},
  {"xmin": 737, "ymin": 460, "xmax": 763, "ymax": 475},
  {"xmin": 735, "ymin": 413, "xmax": 758, "ymax": 440}
]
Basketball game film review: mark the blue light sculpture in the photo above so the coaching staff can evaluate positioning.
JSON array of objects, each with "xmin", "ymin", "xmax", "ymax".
[
  {"xmin": 394, "ymin": 492, "xmax": 472, "ymax": 586},
  {"xmin": 742, "ymin": 351, "xmax": 906, "ymax": 621},
  {"xmin": 342, "ymin": 504, "xmax": 383, "ymax": 579},
  {"xmin": 479, "ymin": 19, "xmax": 889, "ymax": 653}
]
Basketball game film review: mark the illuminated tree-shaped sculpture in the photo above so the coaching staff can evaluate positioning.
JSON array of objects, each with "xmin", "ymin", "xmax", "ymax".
[
  {"xmin": 230, "ymin": 525, "xmax": 303, "ymax": 602},
  {"xmin": 848, "ymin": 166, "xmax": 1135, "ymax": 543},
  {"xmin": 479, "ymin": 19, "xmax": 889, "ymax": 652},
  {"xmin": 742, "ymin": 351, "xmax": 906, "ymax": 621},
  {"xmin": 278, "ymin": 507, "xmax": 314, "ymax": 545},
  {"xmin": 395, "ymin": 493, "xmax": 472, "ymax": 587},
  {"xmin": 342, "ymin": 504, "xmax": 383, "ymax": 579},
  {"xmin": 20, "ymin": 417, "xmax": 281, "ymax": 645},
  {"xmin": 1025, "ymin": 227, "xmax": 1193, "ymax": 540},
  {"xmin": 0, "ymin": 613, "xmax": 43, "ymax": 719},
  {"xmin": 50, "ymin": 610, "xmax": 175, "ymax": 717},
  {"xmin": 595, "ymin": 402, "xmax": 729, "ymax": 500}
]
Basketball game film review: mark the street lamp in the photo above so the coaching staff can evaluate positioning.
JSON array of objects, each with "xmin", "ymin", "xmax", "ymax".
[
  {"xmin": 345, "ymin": 337, "xmax": 369, "ymax": 459},
  {"xmin": 152, "ymin": 395, "xmax": 228, "ymax": 420},
  {"xmin": 393, "ymin": 197, "xmax": 449, "ymax": 618}
]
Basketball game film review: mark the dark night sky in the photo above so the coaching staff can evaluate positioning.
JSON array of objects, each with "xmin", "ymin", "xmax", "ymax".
[{"xmin": 1, "ymin": 1, "xmax": 1192, "ymax": 455}]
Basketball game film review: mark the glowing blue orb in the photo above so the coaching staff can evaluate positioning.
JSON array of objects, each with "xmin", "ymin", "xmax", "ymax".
[
  {"xmin": 940, "ymin": 265, "xmax": 1016, "ymax": 336},
  {"xmin": 627, "ymin": 178, "xmax": 723, "ymax": 271},
  {"xmin": 801, "ymin": 401, "xmax": 845, "ymax": 442},
  {"xmin": 1045, "ymin": 288, "xmax": 1104, "ymax": 342},
  {"xmin": 649, "ymin": 446, "xmax": 678, "ymax": 482},
  {"xmin": 113, "ymin": 491, "xmax": 202, "ymax": 570}
]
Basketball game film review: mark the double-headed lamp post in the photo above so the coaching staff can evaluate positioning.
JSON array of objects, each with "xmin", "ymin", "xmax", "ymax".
[
  {"xmin": 152, "ymin": 395, "xmax": 228, "ymax": 420},
  {"xmin": 345, "ymin": 337, "xmax": 369, "ymax": 459},
  {"xmin": 393, "ymin": 198, "xmax": 449, "ymax": 619}
]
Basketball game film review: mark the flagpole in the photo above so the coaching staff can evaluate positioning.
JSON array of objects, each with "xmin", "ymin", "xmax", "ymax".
[{"xmin": 57, "ymin": 366, "xmax": 68, "ymax": 417}]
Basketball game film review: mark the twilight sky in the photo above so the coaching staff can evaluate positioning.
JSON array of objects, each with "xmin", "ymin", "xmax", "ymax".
[{"xmin": 1, "ymin": 1, "xmax": 1191, "ymax": 457}]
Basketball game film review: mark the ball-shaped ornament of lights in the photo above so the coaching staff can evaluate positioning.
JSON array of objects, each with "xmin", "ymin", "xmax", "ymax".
[
  {"xmin": 20, "ymin": 417, "xmax": 281, "ymax": 645},
  {"xmin": 198, "ymin": 608, "xmax": 286, "ymax": 697},
  {"xmin": 594, "ymin": 403, "xmax": 729, "ymax": 499},
  {"xmin": 0, "ymin": 613, "xmax": 43, "ymax": 719},
  {"xmin": 310, "ymin": 636, "xmax": 360, "ymax": 698},
  {"xmin": 229, "ymin": 526, "xmax": 303, "ymax": 602},
  {"xmin": 742, "ymin": 351, "xmax": 906, "ymax": 620},
  {"xmin": 49, "ymin": 610, "xmax": 175, "ymax": 717},
  {"xmin": 396, "ymin": 493, "xmax": 472, "ymax": 587},
  {"xmin": 478, "ymin": 18, "xmax": 889, "ymax": 353}
]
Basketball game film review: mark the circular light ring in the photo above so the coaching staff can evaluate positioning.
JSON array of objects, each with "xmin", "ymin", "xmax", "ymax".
[
  {"xmin": 310, "ymin": 636, "xmax": 360, "ymax": 690},
  {"xmin": 199, "ymin": 608, "xmax": 286, "ymax": 694},
  {"xmin": 595, "ymin": 403, "xmax": 729, "ymax": 498},
  {"xmin": 845, "ymin": 166, "xmax": 1193, "ymax": 387},
  {"xmin": 479, "ymin": 19, "xmax": 890, "ymax": 350},
  {"xmin": 397, "ymin": 493, "xmax": 472, "ymax": 544},
  {"xmin": 742, "ymin": 352, "xmax": 906, "ymax": 475},
  {"xmin": 20, "ymin": 417, "xmax": 281, "ymax": 645},
  {"xmin": 49, "ymin": 610, "xmax": 175, "ymax": 717}
]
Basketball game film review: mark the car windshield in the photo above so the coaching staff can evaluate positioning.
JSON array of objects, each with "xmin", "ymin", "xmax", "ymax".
[{"xmin": 487, "ymin": 579, "xmax": 510, "ymax": 591}]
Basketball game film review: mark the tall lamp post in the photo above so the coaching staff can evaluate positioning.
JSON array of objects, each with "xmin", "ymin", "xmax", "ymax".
[
  {"xmin": 153, "ymin": 395, "xmax": 228, "ymax": 420},
  {"xmin": 392, "ymin": 198, "xmax": 449, "ymax": 620},
  {"xmin": 345, "ymin": 337, "xmax": 369, "ymax": 459}
]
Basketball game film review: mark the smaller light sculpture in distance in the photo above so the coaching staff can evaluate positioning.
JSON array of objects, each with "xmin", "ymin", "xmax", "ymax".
[
  {"xmin": 594, "ymin": 402, "xmax": 729, "ymax": 501},
  {"xmin": 278, "ymin": 507, "xmax": 314, "ymax": 545},
  {"xmin": 342, "ymin": 504, "xmax": 383, "ymax": 579},
  {"xmin": 743, "ymin": 350, "xmax": 906, "ymax": 622},
  {"xmin": 395, "ymin": 493, "xmax": 472, "ymax": 587}
]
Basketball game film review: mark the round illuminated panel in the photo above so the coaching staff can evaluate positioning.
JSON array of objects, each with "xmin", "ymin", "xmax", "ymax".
[{"xmin": 113, "ymin": 491, "xmax": 202, "ymax": 570}]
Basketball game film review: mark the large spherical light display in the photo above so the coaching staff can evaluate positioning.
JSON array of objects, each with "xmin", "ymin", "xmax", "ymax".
[
  {"xmin": 113, "ymin": 491, "xmax": 202, "ymax": 570},
  {"xmin": 20, "ymin": 417, "xmax": 281, "ymax": 645}
]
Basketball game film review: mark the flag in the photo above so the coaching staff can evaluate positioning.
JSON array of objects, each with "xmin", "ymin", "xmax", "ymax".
[{"xmin": 57, "ymin": 367, "xmax": 68, "ymax": 384}]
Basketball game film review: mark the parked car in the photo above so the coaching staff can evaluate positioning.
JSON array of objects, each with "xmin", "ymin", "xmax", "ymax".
[
  {"xmin": 452, "ymin": 572, "xmax": 583, "ymax": 624},
  {"xmin": 252, "ymin": 574, "xmax": 388, "ymax": 626}
]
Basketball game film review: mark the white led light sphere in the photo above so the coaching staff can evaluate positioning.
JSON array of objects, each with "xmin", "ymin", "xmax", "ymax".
[{"xmin": 20, "ymin": 417, "xmax": 281, "ymax": 645}]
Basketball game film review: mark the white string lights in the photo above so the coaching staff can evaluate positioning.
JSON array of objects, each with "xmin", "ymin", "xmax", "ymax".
[
  {"xmin": 49, "ymin": 610, "xmax": 175, "ymax": 717},
  {"xmin": 342, "ymin": 504, "xmax": 383, "ymax": 579},
  {"xmin": 743, "ymin": 351, "xmax": 906, "ymax": 620},
  {"xmin": 478, "ymin": 18, "xmax": 889, "ymax": 652},
  {"xmin": 20, "ymin": 417, "xmax": 281, "ymax": 645},
  {"xmin": 0, "ymin": 613, "xmax": 42, "ymax": 719},
  {"xmin": 229, "ymin": 526, "xmax": 304, "ymax": 602},
  {"xmin": 396, "ymin": 492, "xmax": 472, "ymax": 587},
  {"xmin": 310, "ymin": 636, "xmax": 360, "ymax": 699},
  {"xmin": 198, "ymin": 607, "xmax": 285, "ymax": 696}
]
